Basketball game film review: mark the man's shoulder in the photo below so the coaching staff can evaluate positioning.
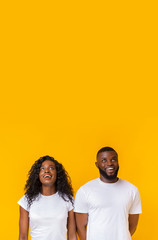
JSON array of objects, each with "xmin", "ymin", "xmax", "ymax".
[
  {"xmin": 77, "ymin": 178, "xmax": 99, "ymax": 192},
  {"xmin": 119, "ymin": 179, "xmax": 139, "ymax": 192}
]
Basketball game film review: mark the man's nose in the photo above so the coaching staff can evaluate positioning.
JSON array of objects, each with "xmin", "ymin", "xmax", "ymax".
[{"xmin": 107, "ymin": 160, "xmax": 112, "ymax": 165}]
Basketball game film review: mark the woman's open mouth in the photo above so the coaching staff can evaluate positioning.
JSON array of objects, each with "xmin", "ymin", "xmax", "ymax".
[{"xmin": 43, "ymin": 174, "xmax": 52, "ymax": 179}]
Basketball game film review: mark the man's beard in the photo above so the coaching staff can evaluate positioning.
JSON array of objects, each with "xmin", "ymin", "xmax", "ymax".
[{"xmin": 98, "ymin": 166, "xmax": 119, "ymax": 181}]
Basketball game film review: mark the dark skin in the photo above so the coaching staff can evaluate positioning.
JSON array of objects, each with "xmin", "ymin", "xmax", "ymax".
[
  {"xmin": 75, "ymin": 151, "xmax": 139, "ymax": 240},
  {"xmin": 95, "ymin": 150, "xmax": 119, "ymax": 183},
  {"xmin": 19, "ymin": 160, "xmax": 77, "ymax": 240}
]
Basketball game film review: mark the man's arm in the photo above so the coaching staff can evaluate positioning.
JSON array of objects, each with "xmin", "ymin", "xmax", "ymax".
[
  {"xmin": 19, "ymin": 206, "xmax": 29, "ymax": 240},
  {"xmin": 128, "ymin": 214, "xmax": 139, "ymax": 236},
  {"xmin": 75, "ymin": 213, "xmax": 88, "ymax": 240}
]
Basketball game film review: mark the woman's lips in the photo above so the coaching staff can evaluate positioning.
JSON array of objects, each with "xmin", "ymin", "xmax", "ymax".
[{"xmin": 43, "ymin": 174, "xmax": 52, "ymax": 179}]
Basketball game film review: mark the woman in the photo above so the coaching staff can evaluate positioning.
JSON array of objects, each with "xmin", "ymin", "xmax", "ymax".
[{"xmin": 18, "ymin": 155, "xmax": 77, "ymax": 240}]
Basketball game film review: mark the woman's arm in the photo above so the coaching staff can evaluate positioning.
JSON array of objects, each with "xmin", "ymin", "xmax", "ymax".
[
  {"xmin": 67, "ymin": 210, "xmax": 77, "ymax": 240},
  {"xmin": 19, "ymin": 206, "xmax": 29, "ymax": 240}
]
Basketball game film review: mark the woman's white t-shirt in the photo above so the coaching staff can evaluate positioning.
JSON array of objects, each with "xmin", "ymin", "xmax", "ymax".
[{"xmin": 18, "ymin": 192, "xmax": 73, "ymax": 240}]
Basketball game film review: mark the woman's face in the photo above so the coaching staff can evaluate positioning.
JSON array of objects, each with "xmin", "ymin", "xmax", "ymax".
[{"xmin": 39, "ymin": 160, "xmax": 57, "ymax": 186}]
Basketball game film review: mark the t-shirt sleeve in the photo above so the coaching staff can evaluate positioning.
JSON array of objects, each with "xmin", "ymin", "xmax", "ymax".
[
  {"xmin": 129, "ymin": 187, "xmax": 142, "ymax": 214},
  {"xmin": 74, "ymin": 188, "xmax": 89, "ymax": 213},
  {"xmin": 67, "ymin": 199, "xmax": 74, "ymax": 212},
  {"xmin": 17, "ymin": 195, "xmax": 30, "ymax": 212}
]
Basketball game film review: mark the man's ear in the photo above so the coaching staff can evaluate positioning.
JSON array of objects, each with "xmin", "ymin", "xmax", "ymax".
[{"xmin": 95, "ymin": 162, "xmax": 98, "ymax": 168}]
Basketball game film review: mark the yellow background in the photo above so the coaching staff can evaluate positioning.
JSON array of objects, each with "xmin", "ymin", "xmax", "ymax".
[{"xmin": 0, "ymin": 0, "xmax": 158, "ymax": 239}]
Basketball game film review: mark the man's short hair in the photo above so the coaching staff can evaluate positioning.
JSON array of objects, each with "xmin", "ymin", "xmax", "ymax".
[{"xmin": 96, "ymin": 147, "xmax": 118, "ymax": 158}]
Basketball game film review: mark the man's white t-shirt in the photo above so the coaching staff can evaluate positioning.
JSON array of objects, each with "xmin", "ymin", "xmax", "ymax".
[
  {"xmin": 18, "ymin": 192, "xmax": 73, "ymax": 240},
  {"xmin": 74, "ymin": 178, "xmax": 142, "ymax": 240}
]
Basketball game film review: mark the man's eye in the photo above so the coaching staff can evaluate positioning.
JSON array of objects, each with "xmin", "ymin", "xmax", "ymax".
[
  {"xmin": 40, "ymin": 167, "xmax": 44, "ymax": 171},
  {"xmin": 112, "ymin": 159, "xmax": 116, "ymax": 162},
  {"xmin": 50, "ymin": 167, "xmax": 54, "ymax": 170},
  {"xmin": 102, "ymin": 159, "xmax": 106, "ymax": 162}
]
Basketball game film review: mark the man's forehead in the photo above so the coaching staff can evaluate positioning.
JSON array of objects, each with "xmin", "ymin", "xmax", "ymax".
[{"xmin": 97, "ymin": 151, "xmax": 118, "ymax": 158}]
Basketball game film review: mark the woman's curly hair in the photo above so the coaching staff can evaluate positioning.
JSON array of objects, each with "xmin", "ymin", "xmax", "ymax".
[{"xmin": 24, "ymin": 155, "xmax": 74, "ymax": 207}]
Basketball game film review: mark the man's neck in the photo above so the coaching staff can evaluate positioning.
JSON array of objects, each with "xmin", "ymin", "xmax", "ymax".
[{"xmin": 100, "ymin": 175, "xmax": 119, "ymax": 183}]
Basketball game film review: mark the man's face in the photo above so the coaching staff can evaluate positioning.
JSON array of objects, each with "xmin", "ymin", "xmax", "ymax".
[{"xmin": 95, "ymin": 151, "xmax": 119, "ymax": 182}]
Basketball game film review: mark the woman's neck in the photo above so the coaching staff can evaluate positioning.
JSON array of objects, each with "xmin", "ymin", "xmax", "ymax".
[{"xmin": 41, "ymin": 185, "xmax": 56, "ymax": 196}]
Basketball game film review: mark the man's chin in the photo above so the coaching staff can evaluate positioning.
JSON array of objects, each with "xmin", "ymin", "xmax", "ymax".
[
  {"xmin": 105, "ymin": 174, "xmax": 117, "ymax": 180},
  {"xmin": 98, "ymin": 167, "xmax": 119, "ymax": 181}
]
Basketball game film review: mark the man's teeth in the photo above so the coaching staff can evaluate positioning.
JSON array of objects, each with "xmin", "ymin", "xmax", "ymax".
[{"xmin": 108, "ymin": 168, "xmax": 114, "ymax": 170}]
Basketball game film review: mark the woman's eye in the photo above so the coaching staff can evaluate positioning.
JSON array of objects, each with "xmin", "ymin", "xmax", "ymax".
[
  {"xmin": 102, "ymin": 159, "xmax": 106, "ymax": 162},
  {"xmin": 50, "ymin": 166, "xmax": 56, "ymax": 170},
  {"xmin": 40, "ymin": 167, "xmax": 44, "ymax": 171}
]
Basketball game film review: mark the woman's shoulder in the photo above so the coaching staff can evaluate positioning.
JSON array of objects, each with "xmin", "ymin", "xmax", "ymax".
[
  {"xmin": 17, "ymin": 195, "xmax": 30, "ymax": 211},
  {"xmin": 57, "ymin": 193, "xmax": 74, "ymax": 211}
]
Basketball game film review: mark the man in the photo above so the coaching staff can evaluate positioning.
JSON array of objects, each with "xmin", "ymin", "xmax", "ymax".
[{"xmin": 74, "ymin": 147, "xmax": 142, "ymax": 240}]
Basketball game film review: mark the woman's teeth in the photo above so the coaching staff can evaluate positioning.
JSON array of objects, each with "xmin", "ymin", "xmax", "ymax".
[{"xmin": 44, "ymin": 175, "xmax": 51, "ymax": 178}]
